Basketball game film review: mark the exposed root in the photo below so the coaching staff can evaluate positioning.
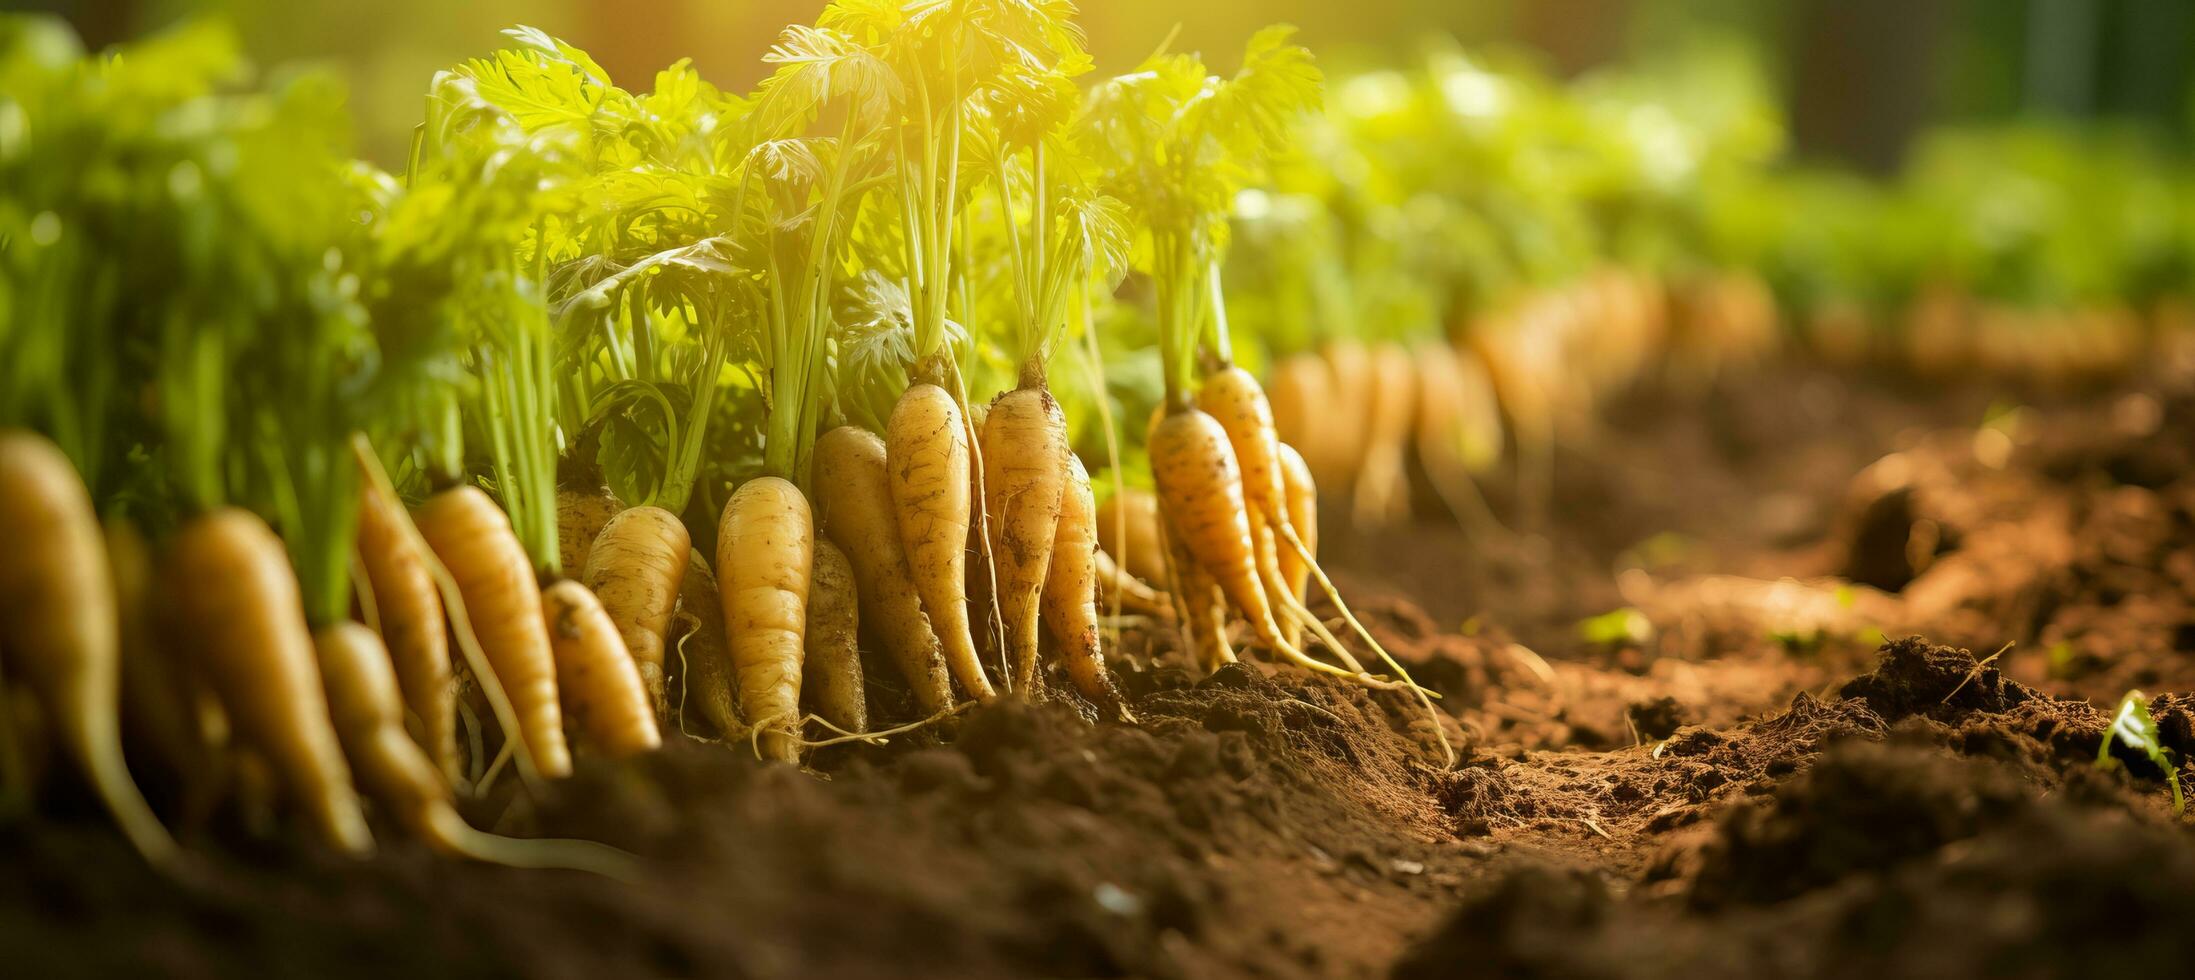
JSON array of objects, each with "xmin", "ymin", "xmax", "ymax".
[
  {"xmin": 795, "ymin": 700, "xmax": 979, "ymax": 750},
  {"xmin": 425, "ymin": 807, "xmax": 640, "ymax": 882},
  {"xmin": 1277, "ymin": 520, "xmax": 1455, "ymax": 768}
]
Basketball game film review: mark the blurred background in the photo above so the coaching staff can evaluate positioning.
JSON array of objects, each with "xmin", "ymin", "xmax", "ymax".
[{"xmin": 16, "ymin": 0, "xmax": 2193, "ymax": 169}]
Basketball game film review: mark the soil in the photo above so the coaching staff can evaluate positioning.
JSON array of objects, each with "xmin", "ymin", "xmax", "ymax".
[{"xmin": 9, "ymin": 361, "xmax": 2195, "ymax": 978}]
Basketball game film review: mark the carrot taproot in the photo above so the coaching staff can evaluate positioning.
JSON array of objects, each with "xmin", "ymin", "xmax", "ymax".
[
  {"xmin": 1354, "ymin": 343, "xmax": 1418, "ymax": 529},
  {"xmin": 352, "ymin": 441, "xmax": 459, "ymax": 784},
  {"xmin": 715, "ymin": 477, "xmax": 810, "ymax": 764},
  {"xmin": 0, "ymin": 432, "xmax": 177, "ymax": 866},
  {"xmin": 164, "ymin": 507, "xmax": 371, "ymax": 855},
  {"xmin": 414, "ymin": 485, "xmax": 571, "ymax": 780},
  {"xmin": 314, "ymin": 621, "xmax": 633, "ymax": 877},
  {"xmin": 980, "ymin": 385, "xmax": 1069, "ymax": 695},
  {"xmin": 1319, "ymin": 339, "xmax": 1374, "ymax": 487},
  {"xmin": 1096, "ymin": 486, "xmax": 1167, "ymax": 586},
  {"xmin": 1419, "ymin": 341, "xmax": 1506, "ymax": 477},
  {"xmin": 1043, "ymin": 455, "xmax": 1133, "ymax": 720},
  {"xmin": 802, "ymin": 540, "xmax": 866, "ymax": 736},
  {"xmin": 555, "ymin": 486, "xmax": 624, "ymax": 577},
  {"xmin": 107, "ymin": 519, "xmax": 215, "ymax": 798},
  {"xmin": 542, "ymin": 579, "xmax": 659, "ymax": 759},
  {"xmin": 1198, "ymin": 366, "xmax": 1318, "ymax": 653},
  {"xmin": 813, "ymin": 426, "xmax": 955, "ymax": 718},
  {"xmin": 1275, "ymin": 442, "xmax": 1317, "ymax": 627},
  {"xmin": 1148, "ymin": 406, "xmax": 1351, "ymax": 678},
  {"xmin": 674, "ymin": 549, "xmax": 739, "ymax": 741},
  {"xmin": 1267, "ymin": 353, "xmax": 1332, "ymax": 479},
  {"xmin": 1159, "ymin": 503, "xmax": 1233, "ymax": 673},
  {"xmin": 887, "ymin": 384, "xmax": 996, "ymax": 703},
  {"xmin": 1198, "ymin": 371, "xmax": 1368, "ymax": 673},
  {"xmin": 581, "ymin": 506, "xmax": 689, "ymax": 713},
  {"xmin": 1093, "ymin": 547, "xmax": 1171, "ymax": 619}
]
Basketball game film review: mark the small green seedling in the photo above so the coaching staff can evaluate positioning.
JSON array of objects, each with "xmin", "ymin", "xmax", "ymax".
[
  {"xmin": 2097, "ymin": 690, "xmax": 2185, "ymax": 814},
  {"xmin": 1578, "ymin": 607, "xmax": 1653, "ymax": 647}
]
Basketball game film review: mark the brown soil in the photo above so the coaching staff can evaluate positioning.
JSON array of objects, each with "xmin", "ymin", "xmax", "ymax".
[{"xmin": 8, "ymin": 361, "xmax": 2195, "ymax": 978}]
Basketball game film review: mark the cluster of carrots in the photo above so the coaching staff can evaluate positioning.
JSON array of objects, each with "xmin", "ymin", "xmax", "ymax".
[
  {"xmin": 14, "ymin": 5, "xmax": 2187, "ymax": 876},
  {"xmin": 0, "ymin": 4, "xmax": 1456, "ymax": 872},
  {"xmin": 1221, "ymin": 45, "xmax": 2192, "ymax": 536}
]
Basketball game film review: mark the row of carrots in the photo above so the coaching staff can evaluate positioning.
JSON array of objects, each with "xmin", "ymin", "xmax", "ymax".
[
  {"xmin": 0, "ymin": 5, "xmax": 1440, "ymax": 873},
  {"xmin": 0, "ymin": 365, "xmax": 1369, "ymax": 872},
  {"xmin": 1247, "ymin": 264, "xmax": 2195, "ymax": 540}
]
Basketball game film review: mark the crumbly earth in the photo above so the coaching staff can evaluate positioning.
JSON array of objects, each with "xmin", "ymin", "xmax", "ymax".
[{"xmin": 6, "ymin": 363, "xmax": 2195, "ymax": 978}]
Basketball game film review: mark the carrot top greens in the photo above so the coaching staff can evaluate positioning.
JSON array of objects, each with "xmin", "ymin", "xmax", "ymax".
[{"xmin": 1080, "ymin": 26, "xmax": 1323, "ymax": 409}]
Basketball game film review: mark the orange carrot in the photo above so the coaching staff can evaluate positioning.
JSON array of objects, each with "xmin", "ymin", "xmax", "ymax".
[
  {"xmin": 352, "ymin": 441, "xmax": 459, "ymax": 784},
  {"xmin": 0, "ymin": 431, "xmax": 177, "ymax": 865},
  {"xmin": 542, "ymin": 579, "xmax": 659, "ymax": 759},
  {"xmin": 315, "ymin": 621, "xmax": 633, "ymax": 877},
  {"xmin": 555, "ymin": 486, "xmax": 624, "ymax": 577},
  {"xmin": 164, "ymin": 507, "xmax": 371, "ymax": 855},
  {"xmin": 802, "ymin": 540, "xmax": 866, "ymax": 736},
  {"xmin": 715, "ymin": 477, "xmax": 810, "ymax": 764},
  {"xmin": 1092, "ymin": 546, "xmax": 1171, "ymax": 619},
  {"xmin": 581, "ymin": 506, "xmax": 690, "ymax": 713},
  {"xmin": 1042, "ymin": 455, "xmax": 1133, "ymax": 720},
  {"xmin": 674, "ymin": 549, "xmax": 739, "ymax": 740},
  {"xmin": 415, "ymin": 486, "xmax": 571, "ymax": 780},
  {"xmin": 107, "ymin": 519, "xmax": 216, "ymax": 803},
  {"xmin": 1275, "ymin": 442, "xmax": 1316, "ymax": 628},
  {"xmin": 1354, "ymin": 342, "xmax": 1417, "ymax": 529},
  {"xmin": 887, "ymin": 384, "xmax": 997, "ymax": 702},
  {"xmin": 1096, "ymin": 486, "xmax": 1167, "ymax": 586},
  {"xmin": 813, "ymin": 426, "xmax": 955, "ymax": 718},
  {"xmin": 980, "ymin": 385, "xmax": 1070, "ymax": 694}
]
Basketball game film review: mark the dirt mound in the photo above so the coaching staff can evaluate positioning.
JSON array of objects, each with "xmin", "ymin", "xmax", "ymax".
[
  {"xmin": 1401, "ymin": 630, "xmax": 2195, "ymax": 980},
  {"xmin": 1682, "ymin": 740, "xmax": 2032, "ymax": 906},
  {"xmin": 1397, "ymin": 796, "xmax": 2195, "ymax": 980},
  {"xmin": 1, "ymin": 662, "xmax": 1472, "ymax": 980},
  {"xmin": 1838, "ymin": 636, "xmax": 2037, "ymax": 722}
]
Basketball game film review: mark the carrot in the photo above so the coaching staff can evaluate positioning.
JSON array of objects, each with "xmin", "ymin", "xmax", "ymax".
[
  {"xmin": 0, "ymin": 432, "xmax": 177, "ymax": 866},
  {"xmin": 164, "ymin": 507, "xmax": 371, "ymax": 855},
  {"xmin": 715, "ymin": 477, "xmax": 811, "ymax": 764},
  {"xmin": 1904, "ymin": 284, "xmax": 1972, "ymax": 380},
  {"xmin": 1267, "ymin": 353, "xmax": 1332, "ymax": 480},
  {"xmin": 542, "ymin": 579, "xmax": 659, "ymax": 759},
  {"xmin": 314, "ymin": 621, "xmax": 633, "ymax": 877},
  {"xmin": 1412, "ymin": 339, "xmax": 1507, "ymax": 540},
  {"xmin": 1466, "ymin": 322, "xmax": 1554, "ymax": 527},
  {"xmin": 802, "ymin": 540, "xmax": 866, "ymax": 737},
  {"xmin": 352, "ymin": 441, "xmax": 459, "ymax": 784},
  {"xmin": 1275, "ymin": 442, "xmax": 1317, "ymax": 629},
  {"xmin": 107, "ymin": 519, "xmax": 217, "ymax": 801},
  {"xmin": 1197, "ymin": 367, "xmax": 1299, "ymax": 635},
  {"xmin": 1147, "ymin": 406, "xmax": 1350, "ymax": 679},
  {"xmin": 813, "ymin": 426, "xmax": 955, "ymax": 717},
  {"xmin": 555, "ymin": 486, "xmax": 624, "ymax": 577},
  {"xmin": 1167, "ymin": 388, "xmax": 1442, "ymax": 763},
  {"xmin": 1319, "ymin": 339, "xmax": 1374, "ymax": 488},
  {"xmin": 674, "ymin": 549, "xmax": 739, "ymax": 740},
  {"xmin": 980, "ymin": 385, "xmax": 1069, "ymax": 694},
  {"xmin": 415, "ymin": 485, "xmax": 571, "ymax": 780},
  {"xmin": 1160, "ymin": 503, "xmax": 1233, "ymax": 673},
  {"xmin": 1353, "ymin": 343, "xmax": 1418, "ymax": 529},
  {"xmin": 884, "ymin": 387, "xmax": 998, "ymax": 703},
  {"xmin": 1093, "ymin": 547, "xmax": 1171, "ymax": 619},
  {"xmin": 1043, "ymin": 455, "xmax": 1133, "ymax": 720},
  {"xmin": 1197, "ymin": 369, "xmax": 1365, "ymax": 672},
  {"xmin": 580, "ymin": 505, "xmax": 689, "ymax": 713},
  {"xmin": 1096, "ymin": 486, "xmax": 1167, "ymax": 586}
]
